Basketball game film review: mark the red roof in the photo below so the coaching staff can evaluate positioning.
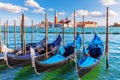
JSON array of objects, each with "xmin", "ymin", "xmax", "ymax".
[{"xmin": 77, "ymin": 21, "xmax": 97, "ymax": 27}]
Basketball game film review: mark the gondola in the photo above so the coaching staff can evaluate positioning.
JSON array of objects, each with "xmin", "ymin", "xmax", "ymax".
[
  {"xmin": 0, "ymin": 36, "xmax": 46, "ymax": 65},
  {"xmin": 2, "ymin": 35, "xmax": 61, "ymax": 67},
  {"xmin": 30, "ymin": 33, "xmax": 81, "ymax": 74},
  {"xmin": 78, "ymin": 34, "xmax": 104, "ymax": 78}
]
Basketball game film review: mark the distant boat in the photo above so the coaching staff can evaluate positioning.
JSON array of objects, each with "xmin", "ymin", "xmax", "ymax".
[
  {"xmin": 77, "ymin": 34, "xmax": 104, "ymax": 78},
  {"xmin": 30, "ymin": 33, "xmax": 81, "ymax": 74}
]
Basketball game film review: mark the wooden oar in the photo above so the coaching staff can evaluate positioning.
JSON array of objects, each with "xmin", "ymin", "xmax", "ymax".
[
  {"xmin": 45, "ymin": 12, "xmax": 48, "ymax": 59},
  {"xmin": 105, "ymin": 6, "xmax": 109, "ymax": 69},
  {"xmin": 0, "ymin": 19, "xmax": 2, "ymax": 52},
  {"xmin": 31, "ymin": 20, "xmax": 34, "ymax": 43}
]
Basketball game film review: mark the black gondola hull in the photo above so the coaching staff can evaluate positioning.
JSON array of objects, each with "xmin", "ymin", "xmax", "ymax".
[{"xmin": 34, "ymin": 50, "xmax": 80, "ymax": 73}]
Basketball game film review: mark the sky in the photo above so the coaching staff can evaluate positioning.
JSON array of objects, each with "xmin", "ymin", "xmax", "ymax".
[{"xmin": 0, "ymin": 0, "xmax": 120, "ymax": 26}]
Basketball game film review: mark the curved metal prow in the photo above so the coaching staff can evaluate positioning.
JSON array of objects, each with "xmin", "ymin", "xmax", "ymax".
[
  {"xmin": 2, "ymin": 44, "xmax": 8, "ymax": 61},
  {"xmin": 30, "ymin": 47, "xmax": 41, "ymax": 74},
  {"xmin": 30, "ymin": 47, "xmax": 35, "ymax": 67},
  {"xmin": 2, "ymin": 44, "xmax": 13, "ymax": 68}
]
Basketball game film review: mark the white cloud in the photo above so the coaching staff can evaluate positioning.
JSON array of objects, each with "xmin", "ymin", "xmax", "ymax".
[
  {"xmin": 100, "ymin": 0, "xmax": 119, "ymax": 6},
  {"xmin": 89, "ymin": 11, "xmax": 103, "ymax": 17},
  {"xmin": 25, "ymin": 0, "xmax": 40, "ymax": 8},
  {"xmin": 76, "ymin": 10, "xmax": 88, "ymax": 16},
  {"xmin": 109, "ymin": 10, "xmax": 118, "ymax": 16},
  {"xmin": 48, "ymin": 8, "xmax": 54, "ymax": 11},
  {"xmin": 32, "ymin": 7, "xmax": 45, "ymax": 14},
  {"xmin": 0, "ymin": 2, "xmax": 28, "ymax": 13},
  {"xmin": 58, "ymin": 11, "xmax": 65, "ymax": 16},
  {"xmin": 89, "ymin": 10, "xmax": 118, "ymax": 17},
  {"xmin": 25, "ymin": 0, "xmax": 45, "ymax": 14},
  {"xmin": 74, "ymin": 9, "xmax": 118, "ymax": 18}
]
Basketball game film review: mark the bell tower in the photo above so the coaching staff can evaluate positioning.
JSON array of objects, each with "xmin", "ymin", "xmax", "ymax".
[{"xmin": 54, "ymin": 11, "xmax": 58, "ymax": 24}]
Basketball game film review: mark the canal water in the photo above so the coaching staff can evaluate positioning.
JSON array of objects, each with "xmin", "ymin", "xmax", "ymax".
[{"xmin": 0, "ymin": 27, "xmax": 120, "ymax": 80}]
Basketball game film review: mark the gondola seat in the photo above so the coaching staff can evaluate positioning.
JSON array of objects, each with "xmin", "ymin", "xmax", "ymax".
[
  {"xmin": 40, "ymin": 54, "xmax": 65, "ymax": 64},
  {"xmin": 79, "ymin": 56, "xmax": 98, "ymax": 67}
]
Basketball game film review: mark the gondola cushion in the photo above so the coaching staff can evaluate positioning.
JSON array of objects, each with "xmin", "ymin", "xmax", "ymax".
[
  {"xmin": 40, "ymin": 54, "xmax": 65, "ymax": 64},
  {"xmin": 79, "ymin": 56, "xmax": 98, "ymax": 67}
]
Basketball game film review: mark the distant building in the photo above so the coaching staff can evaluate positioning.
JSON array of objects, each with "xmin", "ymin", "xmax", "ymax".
[
  {"xmin": 54, "ymin": 11, "xmax": 71, "ymax": 28},
  {"xmin": 54, "ymin": 11, "xmax": 59, "ymax": 24},
  {"xmin": 54, "ymin": 11, "xmax": 61, "ymax": 28},
  {"xmin": 111, "ymin": 22, "xmax": 120, "ymax": 27},
  {"xmin": 59, "ymin": 17, "xmax": 71, "ymax": 28},
  {"xmin": 34, "ymin": 21, "xmax": 45, "ymax": 28},
  {"xmin": 77, "ymin": 21, "xmax": 98, "ymax": 27}
]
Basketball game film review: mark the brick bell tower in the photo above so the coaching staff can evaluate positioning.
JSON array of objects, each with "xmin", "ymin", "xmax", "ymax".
[{"xmin": 54, "ymin": 11, "xmax": 59, "ymax": 24}]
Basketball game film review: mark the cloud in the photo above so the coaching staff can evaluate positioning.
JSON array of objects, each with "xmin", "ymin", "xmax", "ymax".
[
  {"xmin": 100, "ymin": 0, "xmax": 119, "ymax": 6},
  {"xmin": 89, "ymin": 11, "xmax": 103, "ymax": 17},
  {"xmin": 32, "ymin": 7, "xmax": 45, "ymax": 14},
  {"xmin": 25, "ymin": 0, "xmax": 45, "ymax": 14},
  {"xmin": 0, "ymin": 2, "xmax": 28, "ymax": 13},
  {"xmin": 109, "ymin": 10, "xmax": 118, "ymax": 16},
  {"xmin": 76, "ymin": 10, "xmax": 88, "ymax": 16},
  {"xmin": 25, "ymin": 0, "xmax": 40, "ymax": 8},
  {"xmin": 58, "ymin": 11, "xmax": 65, "ymax": 16},
  {"xmin": 74, "ymin": 9, "xmax": 118, "ymax": 18},
  {"xmin": 48, "ymin": 8, "xmax": 54, "ymax": 11},
  {"xmin": 89, "ymin": 10, "xmax": 118, "ymax": 17}
]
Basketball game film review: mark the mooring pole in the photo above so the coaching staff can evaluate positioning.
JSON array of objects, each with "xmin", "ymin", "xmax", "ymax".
[
  {"xmin": 106, "ymin": 6, "xmax": 109, "ymax": 69},
  {"xmin": 93, "ymin": 27, "xmax": 95, "ymax": 34},
  {"xmin": 4, "ymin": 22, "xmax": 7, "ymax": 45},
  {"xmin": 74, "ymin": 10, "xmax": 79, "ymax": 79},
  {"xmin": 45, "ymin": 13, "xmax": 48, "ymax": 59},
  {"xmin": 21, "ymin": 13, "xmax": 24, "ymax": 54},
  {"xmin": 22, "ymin": 14, "xmax": 26, "ymax": 55},
  {"xmin": 31, "ymin": 20, "xmax": 34, "ymax": 43},
  {"xmin": 62, "ymin": 23, "xmax": 64, "ymax": 46},
  {"xmin": 6, "ymin": 20, "xmax": 8, "ymax": 47},
  {"xmin": 82, "ymin": 15, "xmax": 85, "ymax": 49},
  {"xmin": 0, "ymin": 19, "xmax": 2, "ymax": 52},
  {"xmin": 14, "ymin": 20, "xmax": 16, "ymax": 49},
  {"xmin": 74, "ymin": 10, "xmax": 76, "ymax": 58}
]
